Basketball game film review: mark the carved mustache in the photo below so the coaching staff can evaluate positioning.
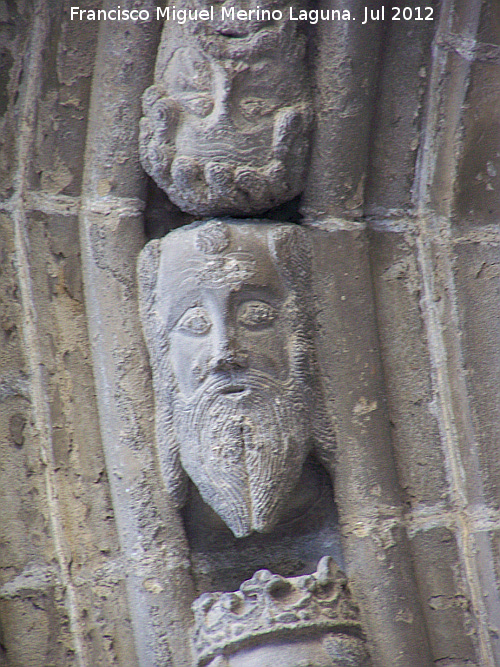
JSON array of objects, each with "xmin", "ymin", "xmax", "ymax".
[
  {"xmin": 181, "ymin": 369, "xmax": 297, "ymax": 410},
  {"xmin": 142, "ymin": 148, "xmax": 290, "ymax": 216},
  {"xmin": 139, "ymin": 95, "xmax": 312, "ymax": 215},
  {"xmin": 170, "ymin": 157, "xmax": 290, "ymax": 212}
]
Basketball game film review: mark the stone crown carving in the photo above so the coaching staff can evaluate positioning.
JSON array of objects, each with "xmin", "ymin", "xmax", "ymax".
[{"xmin": 192, "ymin": 557, "xmax": 363, "ymax": 665}]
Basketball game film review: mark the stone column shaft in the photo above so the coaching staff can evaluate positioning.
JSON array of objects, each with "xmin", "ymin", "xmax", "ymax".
[{"xmin": 78, "ymin": 3, "xmax": 195, "ymax": 665}]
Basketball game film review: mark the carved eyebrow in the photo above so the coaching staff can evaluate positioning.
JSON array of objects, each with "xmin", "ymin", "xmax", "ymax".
[
  {"xmin": 164, "ymin": 258, "xmax": 205, "ymax": 275},
  {"xmin": 157, "ymin": 289, "xmax": 203, "ymax": 332},
  {"xmin": 160, "ymin": 260, "xmax": 206, "ymax": 288},
  {"xmin": 231, "ymin": 284, "xmax": 284, "ymax": 304},
  {"xmin": 164, "ymin": 299, "xmax": 200, "ymax": 335}
]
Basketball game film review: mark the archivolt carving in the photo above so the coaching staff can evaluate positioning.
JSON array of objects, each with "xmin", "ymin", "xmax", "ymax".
[
  {"xmin": 136, "ymin": 7, "xmax": 377, "ymax": 665},
  {"xmin": 138, "ymin": 219, "xmax": 335, "ymax": 538},
  {"xmin": 139, "ymin": 0, "xmax": 312, "ymax": 216}
]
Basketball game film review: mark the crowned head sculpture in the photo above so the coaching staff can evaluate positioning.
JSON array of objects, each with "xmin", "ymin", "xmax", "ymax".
[
  {"xmin": 191, "ymin": 557, "xmax": 371, "ymax": 667},
  {"xmin": 139, "ymin": 0, "xmax": 312, "ymax": 216},
  {"xmin": 138, "ymin": 219, "xmax": 335, "ymax": 538}
]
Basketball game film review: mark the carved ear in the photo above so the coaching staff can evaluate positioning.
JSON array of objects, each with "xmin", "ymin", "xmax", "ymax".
[
  {"xmin": 138, "ymin": 239, "xmax": 189, "ymax": 508},
  {"xmin": 272, "ymin": 105, "xmax": 312, "ymax": 161},
  {"xmin": 268, "ymin": 224, "xmax": 312, "ymax": 292},
  {"xmin": 142, "ymin": 85, "xmax": 180, "ymax": 140},
  {"xmin": 139, "ymin": 86, "xmax": 179, "ymax": 192},
  {"xmin": 137, "ymin": 239, "xmax": 162, "ymax": 360},
  {"xmin": 155, "ymin": 399, "xmax": 189, "ymax": 509},
  {"xmin": 311, "ymin": 400, "xmax": 337, "ymax": 479}
]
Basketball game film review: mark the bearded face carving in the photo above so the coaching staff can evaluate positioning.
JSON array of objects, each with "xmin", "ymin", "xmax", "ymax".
[
  {"xmin": 138, "ymin": 220, "xmax": 334, "ymax": 538},
  {"xmin": 139, "ymin": 0, "xmax": 312, "ymax": 217}
]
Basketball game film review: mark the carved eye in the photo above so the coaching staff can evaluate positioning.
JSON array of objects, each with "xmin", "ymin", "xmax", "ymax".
[
  {"xmin": 176, "ymin": 307, "xmax": 212, "ymax": 335},
  {"xmin": 237, "ymin": 301, "xmax": 277, "ymax": 329}
]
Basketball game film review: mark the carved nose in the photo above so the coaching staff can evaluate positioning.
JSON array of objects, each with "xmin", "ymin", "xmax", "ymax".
[{"xmin": 211, "ymin": 345, "xmax": 249, "ymax": 372}]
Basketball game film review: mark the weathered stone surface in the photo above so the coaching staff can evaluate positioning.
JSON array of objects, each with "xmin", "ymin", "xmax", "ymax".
[
  {"xmin": 300, "ymin": 0, "xmax": 381, "ymax": 222},
  {"xmin": 140, "ymin": 0, "xmax": 312, "ymax": 216},
  {"xmin": 364, "ymin": 0, "xmax": 500, "ymax": 664},
  {"xmin": 192, "ymin": 557, "xmax": 371, "ymax": 667},
  {"xmin": 2, "ymin": 0, "xmax": 500, "ymax": 665},
  {"xmin": 370, "ymin": 232, "xmax": 447, "ymax": 506},
  {"xmin": 364, "ymin": 19, "xmax": 434, "ymax": 217},
  {"xmin": 138, "ymin": 219, "xmax": 335, "ymax": 538},
  {"xmin": 0, "ymin": 2, "xmax": 136, "ymax": 664},
  {"xmin": 410, "ymin": 528, "xmax": 478, "ymax": 664},
  {"xmin": 78, "ymin": 3, "xmax": 196, "ymax": 666},
  {"xmin": 308, "ymin": 227, "xmax": 433, "ymax": 667}
]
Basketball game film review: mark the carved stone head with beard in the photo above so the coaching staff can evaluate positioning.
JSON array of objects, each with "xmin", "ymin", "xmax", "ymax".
[
  {"xmin": 138, "ymin": 219, "xmax": 334, "ymax": 538},
  {"xmin": 139, "ymin": 0, "xmax": 312, "ymax": 217}
]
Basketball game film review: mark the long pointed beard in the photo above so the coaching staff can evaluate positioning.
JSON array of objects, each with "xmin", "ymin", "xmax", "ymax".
[{"xmin": 173, "ymin": 372, "xmax": 311, "ymax": 537}]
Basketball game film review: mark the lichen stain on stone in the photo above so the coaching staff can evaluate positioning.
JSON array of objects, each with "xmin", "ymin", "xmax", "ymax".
[
  {"xmin": 345, "ymin": 173, "xmax": 366, "ymax": 211},
  {"xmin": 143, "ymin": 578, "xmax": 164, "ymax": 595},
  {"xmin": 395, "ymin": 608, "xmax": 414, "ymax": 624},
  {"xmin": 381, "ymin": 255, "xmax": 420, "ymax": 294},
  {"xmin": 474, "ymin": 261, "xmax": 500, "ymax": 281},
  {"xmin": 427, "ymin": 595, "xmax": 468, "ymax": 611},
  {"xmin": 40, "ymin": 154, "xmax": 73, "ymax": 194},
  {"xmin": 352, "ymin": 397, "xmax": 377, "ymax": 416},
  {"xmin": 97, "ymin": 179, "xmax": 112, "ymax": 197}
]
